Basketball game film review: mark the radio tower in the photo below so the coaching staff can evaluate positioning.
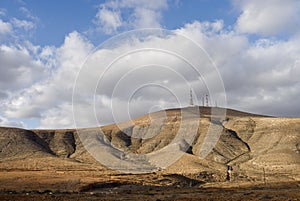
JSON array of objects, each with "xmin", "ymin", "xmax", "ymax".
[
  {"xmin": 189, "ymin": 88, "xmax": 194, "ymax": 106},
  {"xmin": 206, "ymin": 94, "xmax": 209, "ymax": 107}
]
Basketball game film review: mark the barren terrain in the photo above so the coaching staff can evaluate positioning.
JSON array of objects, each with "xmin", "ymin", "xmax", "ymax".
[{"xmin": 0, "ymin": 106, "xmax": 299, "ymax": 200}]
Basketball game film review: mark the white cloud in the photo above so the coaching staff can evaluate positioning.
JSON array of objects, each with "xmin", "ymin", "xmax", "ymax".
[
  {"xmin": 132, "ymin": 7, "xmax": 161, "ymax": 28},
  {"xmin": 95, "ymin": 6, "xmax": 122, "ymax": 34},
  {"xmin": 4, "ymin": 20, "xmax": 300, "ymax": 129},
  {"xmin": 39, "ymin": 103, "xmax": 74, "ymax": 128},
  {"xmin": 0, "ymin": 44, "xmax": 47, "ymax": 92},
  {"xmin": 175, "ymin": 20, "xmax": 300, "ymax": 116},
  {"xmin": 3, "ymin": 26, "xmax": 224, "ymax": 128},
  {"xmin": 0, "ymin": 19, "xmax": 12, "ymax": 35},
  {"xmin": 72, "ymin": 27, "xmax": 226, "ymax": 127},
  {"xmin": 94, "ymin": 0, "xmax": 168, "ymax": 34},
  {"xmin": 227, "ymin": 36, "xmax": 300, "ymax": 116},
  {"xmin": 234, "ymin": 0, "xmax": 300, "ymax": 35},
  {"xmin": 2, "ymin": 31, "xmax": 94, "ymax": 128}
]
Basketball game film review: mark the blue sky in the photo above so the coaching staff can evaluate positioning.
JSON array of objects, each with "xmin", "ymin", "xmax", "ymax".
[
  {"xmin": 0, "ymin": 0, "xmax": 300, "ymax": 128},
  {"xmin": 0, "ymin": 0, "xmax": 235, "ymax": 46}
]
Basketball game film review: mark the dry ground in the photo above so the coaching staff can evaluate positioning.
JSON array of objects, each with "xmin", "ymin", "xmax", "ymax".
[{"xmin": 0, "ymin": 182, "xmax": 299, "ymax": 201}]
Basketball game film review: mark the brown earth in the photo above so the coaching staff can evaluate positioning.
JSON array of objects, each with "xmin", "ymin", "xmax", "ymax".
[{"xmin": 0, "ymin": 106, "xmax": 299, "ymax": 200}]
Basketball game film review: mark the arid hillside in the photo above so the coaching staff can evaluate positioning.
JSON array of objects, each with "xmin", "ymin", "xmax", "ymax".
[{"xmin": 0, "ymin": 106, "xmax": 299, "ymax": 195}]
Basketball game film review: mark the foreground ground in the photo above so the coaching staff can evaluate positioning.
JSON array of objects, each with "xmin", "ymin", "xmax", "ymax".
[
  {"xmin": 0, "ymin": 169, "xmax": 299, "ymax": 200},
  {"xmin": 0, "ymin": 182, "xmax": 299, "ymax": 201}
]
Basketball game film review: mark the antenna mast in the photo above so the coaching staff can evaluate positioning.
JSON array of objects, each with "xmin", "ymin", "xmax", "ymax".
[
  {"xmin": 189, "ymin": 88, "xmax": 194, "ymax": 106},
  {"xmin": 206, "ymin": 94, "xmax": 209, "ymax": 107}
]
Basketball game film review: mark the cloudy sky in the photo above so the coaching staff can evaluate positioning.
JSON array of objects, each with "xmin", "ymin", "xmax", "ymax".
[{"xmin": 0, "ymin": 0, "xmax": 299, "ymax": 129}]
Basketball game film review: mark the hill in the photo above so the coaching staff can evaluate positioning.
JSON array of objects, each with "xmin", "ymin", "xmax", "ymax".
[{"xmin": 0, "ymin": 106, "xmax": 299, "ymax": 195}]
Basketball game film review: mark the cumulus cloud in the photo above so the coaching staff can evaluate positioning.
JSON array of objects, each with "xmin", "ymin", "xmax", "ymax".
[
  {"xmin": 174, "ymin": 20, "xmax": 300, "ymax": 117},
  {"xmin": 223, "ymin": 36, "xmax": 300, "ymax": 116},
  {"xmin": 0, "ymin": 44, "xmax": 47, "ymax": 92},
  {"xmin": 3, "ymin": 20, "xmax": 300, "ymax": 129},
  {"xmin": 234, "ymin": 0, "xmax": 300, "ymax": 35},
  {"xmin": 72, "ymin": 31, "xmax": 217, "ymax": 126},
  {"xmin": 94, "ymin": 0, "xmax": 168, "ymax": 34},
  {"xmin": 2, "ymin": 31, "xmax": 93, "ymax": 127}
]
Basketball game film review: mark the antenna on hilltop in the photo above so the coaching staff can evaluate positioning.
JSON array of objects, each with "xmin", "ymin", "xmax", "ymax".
[
  {"xmin": 206, "ymin": 94, "xmax": 209, "ymax": 107},
  {"xmin": 189, "ymin": 88, "xmax": 194, "ymax": 106}
]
